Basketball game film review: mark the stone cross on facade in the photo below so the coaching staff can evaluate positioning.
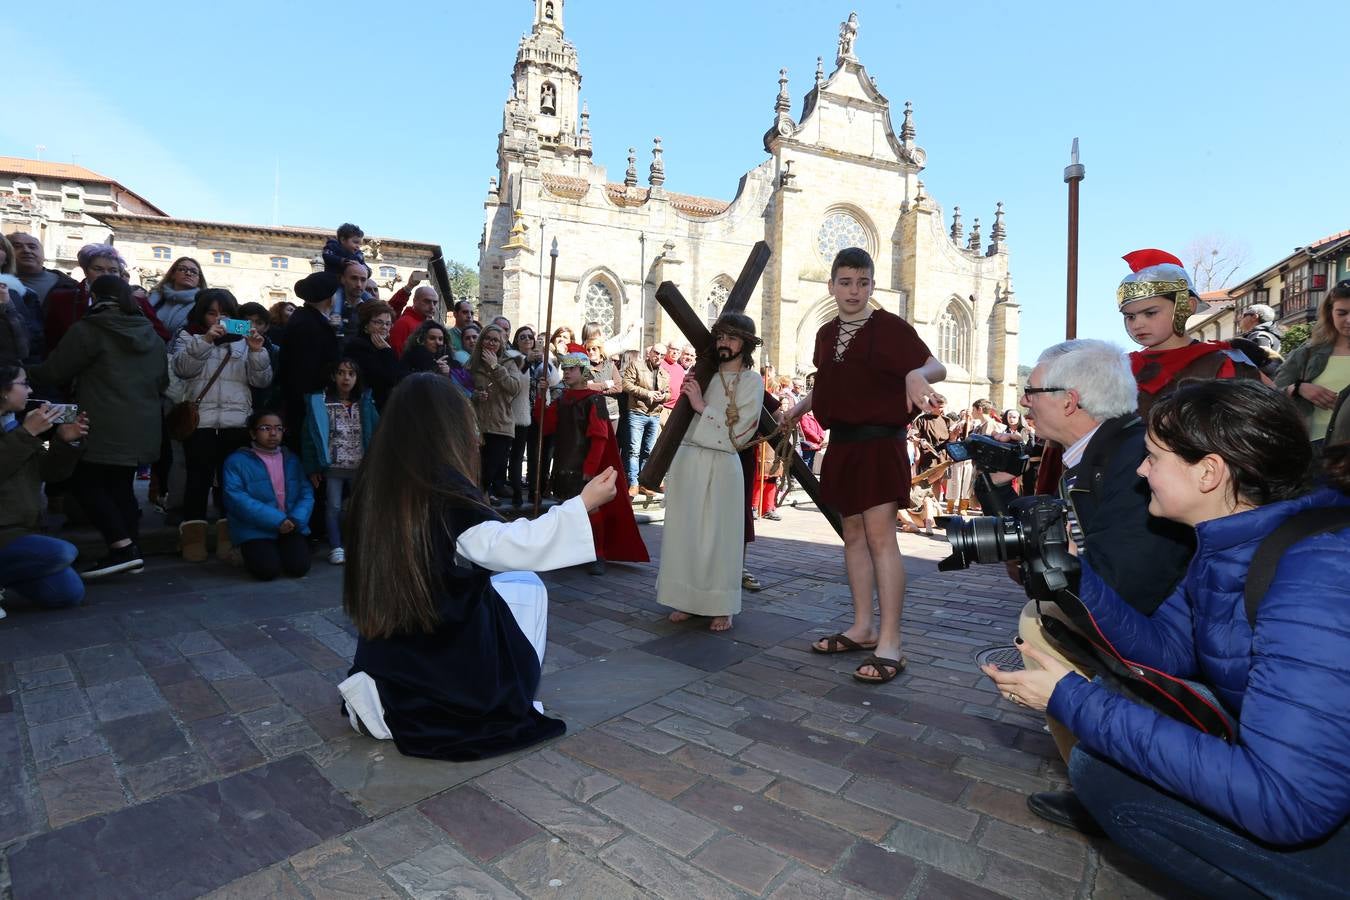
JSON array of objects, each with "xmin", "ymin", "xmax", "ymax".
[{"xmin": 637, "ymin": 241, "xmax": 843, "ymax": 536}]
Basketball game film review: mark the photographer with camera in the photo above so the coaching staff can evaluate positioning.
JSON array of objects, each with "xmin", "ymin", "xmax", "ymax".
[{"xmin": 985, "ymin": 380, "xmax": 1350, "ymax": 897}]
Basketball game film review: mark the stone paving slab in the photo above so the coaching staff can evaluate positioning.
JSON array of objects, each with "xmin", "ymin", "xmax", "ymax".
[{"xmin": 0, "ymin": 503, "xmax": 1189, "ymax": 899}]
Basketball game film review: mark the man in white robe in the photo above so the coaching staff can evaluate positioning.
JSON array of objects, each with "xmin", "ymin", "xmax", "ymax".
[{"xmin": 657, "ymin": 314, "xmax": 765, "ymax": 631}]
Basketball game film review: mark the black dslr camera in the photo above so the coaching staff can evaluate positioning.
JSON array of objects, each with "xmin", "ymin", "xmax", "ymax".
[
  {"xmin": 944, "ymin": 434, "xmax": 1028, "ymax": 477},
  {"xmin": 939, "ymin": 495, "xmax": 1080, "ymax": 603}
]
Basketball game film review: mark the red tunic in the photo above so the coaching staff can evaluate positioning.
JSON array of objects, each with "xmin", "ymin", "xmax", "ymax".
[
  {"xmin": 543, "ymin": 389, "xmax": 649, "ymax": 563},
  {"xmin": 812, "ymin": 308, "xmax": 933, "ymax": 517}
]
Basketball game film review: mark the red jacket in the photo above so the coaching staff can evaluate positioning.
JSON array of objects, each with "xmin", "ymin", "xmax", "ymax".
[
  {"xmin": 44, "ymin": 282, "xmax": 171, "ymax": 351},
  {"xmin": 390, "ymin": 307, "xmax": 427, "ymax": 357}
]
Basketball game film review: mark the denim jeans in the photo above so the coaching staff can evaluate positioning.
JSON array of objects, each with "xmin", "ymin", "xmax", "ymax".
[
  {"xmin": 325, "ymin": 471, "xmax": 354, "ymax": 550},
  {"xmin": 625, "ymin": 412, "xmax": 661, "ymax": 484},
  {"xmin": 0, "ymin": 535, "xmax": 84, "ymax": 607},
  {"xmin": 1070, "ymin": 747, "xmax": 1350, "ymax": 898}
]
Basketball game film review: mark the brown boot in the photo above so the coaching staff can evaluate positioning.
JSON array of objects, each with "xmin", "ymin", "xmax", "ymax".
[
  {"xmin": 214, "ymin": 520, "xmax": 233, "ymax": 561},
  {"xmin": 957, "ymin": 499, "xmax": 971, "ymax": 516},
  {"xmin": 180, "ymin": 520, "xmax": 208, "ymax": 562}
]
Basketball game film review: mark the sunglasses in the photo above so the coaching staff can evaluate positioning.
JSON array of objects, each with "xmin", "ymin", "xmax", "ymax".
[{"xmin": 1022, "ymin": 385, "xmax": 1066, "ymax": 396}]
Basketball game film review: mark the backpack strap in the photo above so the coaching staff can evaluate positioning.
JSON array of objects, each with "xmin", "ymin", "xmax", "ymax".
[{"xmin": 1245, "ymin": 505, "xmax": 1350, "ymax": 626}]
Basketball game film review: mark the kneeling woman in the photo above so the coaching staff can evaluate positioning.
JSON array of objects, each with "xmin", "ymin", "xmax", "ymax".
[
  {"xmin": 222, "ymin": 411, "xmax": 314, "ymax": 581},
  {"xmin": 339, "ymin": 373, "xmax": 617, "ymax": 761},
  {"xmin": 986, "ymin": 380, "xmax": 1350, "ymax": 898}
]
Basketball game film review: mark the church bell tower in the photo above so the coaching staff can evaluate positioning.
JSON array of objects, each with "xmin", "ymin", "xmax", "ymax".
[{"xmin": 498, "ymin": 0, "xmax": 589, "ymax": 173}]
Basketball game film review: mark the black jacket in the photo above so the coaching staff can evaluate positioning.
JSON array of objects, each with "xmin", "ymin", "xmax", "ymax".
[
  {"xmin": 278, "ymin": 305, "xmax": 341, "ymax": 438},
  {"xmin": 1062, "ymin": 414, "xmax": 1195, "ymax": 614},
  {"xmin": 342, "ymin": 332, "xmax": 406, "ymax": 411}
]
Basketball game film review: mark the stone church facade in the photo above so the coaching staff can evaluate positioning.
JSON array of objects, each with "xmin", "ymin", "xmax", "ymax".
[{"xmin": 479, "ymin": 2, "xmax": 1019, "ymax": 408}]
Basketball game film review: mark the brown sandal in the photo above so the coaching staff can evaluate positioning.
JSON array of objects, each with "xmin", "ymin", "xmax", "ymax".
[
  {"xmin": 853, "ymin": 655, "xmax": 906, "ymax": 684},
  {"xmin": 811, "ymin": 633, "xmax": 878, "ymax": 655}
]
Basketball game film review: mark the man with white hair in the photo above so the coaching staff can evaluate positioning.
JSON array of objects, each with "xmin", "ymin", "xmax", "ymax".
[
  {"xmin": 1238, "ymin": 303, "xmax": 1282, "ymax": 352},
  {"xmin": 1013, "ymin": 338, "xmax": 1195, "ymax": 835}
]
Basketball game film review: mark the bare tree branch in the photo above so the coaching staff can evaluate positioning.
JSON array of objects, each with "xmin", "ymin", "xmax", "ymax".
[{"xmin": 1183, "ymin": 234, "xmax": 1252, "ymax": 293}]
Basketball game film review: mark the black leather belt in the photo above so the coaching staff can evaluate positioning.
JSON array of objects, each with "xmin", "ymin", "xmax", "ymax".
[{"xmin": 830, "ymin": 424, "xmax": 904, "ymax": 444}]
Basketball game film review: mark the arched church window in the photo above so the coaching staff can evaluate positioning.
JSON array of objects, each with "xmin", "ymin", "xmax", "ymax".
[
  {"xmin": 816, "ymin": 210, "xmax": 869, "ymax": 263},
  {"xmin": 938, "ymin": 304, "xmax": 968, "ymax": 371},
  {"xmin": 544, "ymin": 1, "xmax": 555, "ymax": 20},
  {"xmin": 540, "ymin": 82, "xmax": 557, "ymax": 116},
  {"xmin": 583, "ymin": 280, "xmax": 616, "ymax": 336},
  {"xmin": 705, "ymin": 278, "xmax": 731, "ymax": 326}
]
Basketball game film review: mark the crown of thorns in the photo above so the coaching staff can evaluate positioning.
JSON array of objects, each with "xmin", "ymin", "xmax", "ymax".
[{"xmin": 710, "ymin": 322, "xmax": 762, "ymax": 347}]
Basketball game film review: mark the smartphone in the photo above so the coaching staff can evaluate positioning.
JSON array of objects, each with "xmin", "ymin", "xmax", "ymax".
[
  {"xmin": 48, "ymin": 403, "xmax": 80, "ymax": 424},
  {"xmin": 221, "ymin": 317, "xmax": 253, "ymax": 336}
]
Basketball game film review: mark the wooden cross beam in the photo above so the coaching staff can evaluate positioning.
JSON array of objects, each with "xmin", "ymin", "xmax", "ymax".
[{"xmin": 637, "ymin": 241, "xmax": 843, "ymax": 537}]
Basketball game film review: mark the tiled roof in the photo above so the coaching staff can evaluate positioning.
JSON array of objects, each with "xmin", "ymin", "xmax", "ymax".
[
  {"xmin": 602, "ymin": 183, "xmax": 730, "ymax": 218},
  {"xmin": 93, "ymin": 212, "xmax": 440, "ymax": 251},
  {"xmin": 0, "ymin": 156, "xmax": 168, "ymax": 215},
  {"xmin": 541, "ymin": 174, "xmax": 589, "ymax": 199}
]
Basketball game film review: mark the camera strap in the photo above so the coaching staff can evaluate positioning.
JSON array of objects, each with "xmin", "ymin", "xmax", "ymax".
[
  {"xmin": 1038, "ymin": 592, "xmax": 1237, "ymax": 742},
  {"xmin": 1243, "ymin": 506, "xmax": 1350, "ymax": 627}
]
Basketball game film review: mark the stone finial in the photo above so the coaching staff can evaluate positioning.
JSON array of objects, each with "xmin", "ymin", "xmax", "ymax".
[
  {"xmin": 950, "ymin": 206, "xmax": 964, "ymax": 244},
  {"xmin": 967, "ymin": 217, "xmax": 982, "ymax": 252},
  {"xmin": 502, "ymin": 209, "xmax": 531, "ymax": 251},
  {"xmin": 649, "ymin": 137, "xmax": 665, "ymax": 188},
  {"xmin": 776, "ymin": 68, "xmax": 791, "ymax": 113},
  {"xmin": 488, "ymin": 176, "xmax": 499, "ymax": 196},
  {"xmin": 837, "ymin": 12, "xmax": 859, "ymax": 64},
  {"xmin": 991, "ymin": 201, "xmax": 1006, "ymax": 242},
  {"xmin": 624, "ymin": 148, "xmax": 638, "ymax": 187},
  {"xmin": 901, "ymin": 101, "xmax": 916, "ymax": 142},
  {"xmin": 579, "ymin": 101, "xmax": 590, "ymax": 134},
  {"xmin": 815, "ymin": 56, "xmax": 824, "ymax": 87}
]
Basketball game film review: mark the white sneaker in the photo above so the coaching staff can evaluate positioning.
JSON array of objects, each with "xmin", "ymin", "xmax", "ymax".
[{"xmin": 328, "ymin": 547, "xmax": 346, "ymax": 565}]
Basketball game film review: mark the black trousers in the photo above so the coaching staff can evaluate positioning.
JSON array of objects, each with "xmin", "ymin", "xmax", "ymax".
[
  {"xmin": 72, "ymin": 461, "xmax": 140, "ymax": 547},
  {"xmin": 508, "ymin": 423, "xmax": 538, "ymax": 503},
  {"xmin": 481, "ymin": 433, "xmax": 512, "ymax": 497},
  {"xmin": 182, "ymin": 427, "xmax": 249, "ymax": 521},
  {"xmin": 239, "ymin": 532, "xmax": 311, "ymax": 581},
  {"xmin": 151, "ymin": 414, "xmax": 172, "ymax": 493}
]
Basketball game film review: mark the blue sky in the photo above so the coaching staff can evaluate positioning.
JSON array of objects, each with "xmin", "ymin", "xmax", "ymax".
[{"xmin": 4, "ymin": 1, "xmax": 1344, "ymax": 363}]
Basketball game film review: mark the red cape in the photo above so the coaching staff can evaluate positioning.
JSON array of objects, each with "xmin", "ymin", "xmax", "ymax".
[
  {"xmin": 1130, "ymin": 341, "xmax": 1235, "ymax": 395},
  {"xmin": 545, "ymin": 389, "xmax": 649, "ymax": 563}
]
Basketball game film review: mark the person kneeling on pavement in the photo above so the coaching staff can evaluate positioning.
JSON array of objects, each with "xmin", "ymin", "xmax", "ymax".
[
  {"xmin": 985, "ymin": 380, "xmax": 1350, "ymax": 899},
  {"xmin": 222, "ymin": 411, "xmax": 314, "ymax": 582},
  {"xmin": 0, "ymin": 360, "xmax": 88, "ymax": 614}
]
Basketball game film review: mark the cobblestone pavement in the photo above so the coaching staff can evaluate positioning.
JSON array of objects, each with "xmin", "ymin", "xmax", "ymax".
[{"xmin": 0, "ymin": 502, "xmax": 1185, "ymax": 899}]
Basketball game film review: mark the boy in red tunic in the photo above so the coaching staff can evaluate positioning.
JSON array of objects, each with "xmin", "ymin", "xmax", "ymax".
[
  {"xmin": 787, "ymin": 248, "xmax": 947, "ymax": 684},
  {"xmin": 543, "ymin": 349, "xmax": 649, "ymax": 575}
]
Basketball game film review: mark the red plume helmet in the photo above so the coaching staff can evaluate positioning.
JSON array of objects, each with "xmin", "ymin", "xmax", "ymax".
[
  {"xmin": 566, "ymin": 342, "xmax": 586, "ymax": 353},
  {"xmin": 1122, "ymin": 249, "xmax": 1185, "ymax": 273}
]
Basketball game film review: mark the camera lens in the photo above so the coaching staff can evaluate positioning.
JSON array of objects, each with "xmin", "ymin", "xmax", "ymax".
[{"xmin": 941, "ymin": 515, "xmax": 1023, "ymax": 569}]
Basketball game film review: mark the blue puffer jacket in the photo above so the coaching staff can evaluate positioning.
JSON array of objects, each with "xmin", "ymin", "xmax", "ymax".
[
  {"xmin": 222, "ymin": 447, "xmax": 314, "ymax": 544},
  {"xmin": 1049, "ymin": 486, "xmax": 1350, "ymax": 845}
]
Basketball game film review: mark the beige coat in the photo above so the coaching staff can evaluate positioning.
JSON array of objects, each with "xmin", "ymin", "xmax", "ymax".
[{"xmin": 473, "ymin": 357, "xmax": 527, "ymax": 437}]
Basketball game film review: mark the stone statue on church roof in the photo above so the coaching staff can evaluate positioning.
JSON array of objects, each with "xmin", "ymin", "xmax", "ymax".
[{"xmin": 837, "ymin": 12, "xmax": 858, "ymax": 63}]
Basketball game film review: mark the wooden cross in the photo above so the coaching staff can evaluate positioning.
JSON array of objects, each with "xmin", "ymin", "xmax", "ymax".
[{"xmin": 637, "ymin": 241, "xmax": 844, "ymax": 537}]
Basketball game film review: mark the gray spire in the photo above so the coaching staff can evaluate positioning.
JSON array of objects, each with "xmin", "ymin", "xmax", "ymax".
[
  {"xmin": 950, "ymin": 206, "xmax": 963, "ymax": 244},
  {"xmin": 579, "ymin": 101, "xmax": 590, "ymax": 134},
  {"xmin": 901, "ymin": 101, "xmax": 916, "ymax": 142},
  {"xmin": 649, "ymin": 137, "xmax": 665, "ymax": 187},
  {"xmin": 624, "ymin": 148, "xmax": 637, "ymax": 187},
  {"xmin": 991, "ymin": 201, "xmax": 1006, "ymax": 242},
  {"xmin": 967, "ymin": 217, "xmax": 981, "ymax": 252},
  {"xmin": 815, "ymin": 56, "xmax": 824, "ymax": 87},
  {"xmin": 776, "ymin": 68, "xmax": 790, "ymax": 113}
]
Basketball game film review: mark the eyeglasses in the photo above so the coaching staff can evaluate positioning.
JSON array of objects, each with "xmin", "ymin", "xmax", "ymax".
[
  {"xmin": 255, "ymin": 424, "xmax": 285, "ymax": 432},
  {"xmin": 177, "ymin": 268, "xmax": 201, "ymax": 276},
  {"xmin": 1022, "ymin": 384, "xmax": 1066, "ymax": 396}
]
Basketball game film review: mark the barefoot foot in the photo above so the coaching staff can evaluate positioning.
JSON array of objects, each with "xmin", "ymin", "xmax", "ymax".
[
  {"xmin": 709, "ymin": 616, "xmax": 733, "ymax": 632},
  {"xmin": 668, "ymin": 611, "xmax": 692, "ymax": 623}
]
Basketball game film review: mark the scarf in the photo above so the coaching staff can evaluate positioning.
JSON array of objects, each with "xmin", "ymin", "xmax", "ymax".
[
  {"xmin": 1, "ymin": 412, "xmax": 17, "ymax": 433},
  {"xmin": 1131, "ymin": 341, "xmax": 1235, "ymax": 395},
  {"xmin": 152, "ymin": 285, "xmax": 198, "ymax": 310}
]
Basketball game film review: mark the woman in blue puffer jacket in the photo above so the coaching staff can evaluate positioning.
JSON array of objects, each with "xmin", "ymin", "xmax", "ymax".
[{"xmin": 986, "ymin": 379, "xmax": 1350, "ymax": 899}]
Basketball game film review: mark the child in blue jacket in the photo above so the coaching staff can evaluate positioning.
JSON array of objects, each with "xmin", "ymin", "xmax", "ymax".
[
  {"xmin": 301, "ymin": 359, "xmax": 378, "ymax": 565},
  {"xmin": 223, "ymin": 411, "xmax": 314, "ymax": 581},
  {"xmin": 322, "ymin": 223, "xmax": 366, "ymax": 274}
]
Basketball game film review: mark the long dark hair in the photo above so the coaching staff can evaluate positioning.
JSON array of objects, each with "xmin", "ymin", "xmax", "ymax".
[
  {"xmin": 187, "ymin": 288, "xmax": 240, "ymax": 331},
  {"xmin": 343, "ymin": 374, "xmax": 490, "ymax": 639},
  {"xmin": 1148, "ymin": 379, "xmax": 1314, "ymax": 507},
  {"xmin": 162, "ymin": 256, "xmax": 206, "ymax": 291},
  {"xmin": 326, "ymin": 357, "xmax": 365, "ymax": 401},
  {"xmin": 711, "ymin": 312, "xmax": 759, "ymax": 369},
  {"xmin": 0, "ymin": 357, "xmax": 22, "ymax": 392}
]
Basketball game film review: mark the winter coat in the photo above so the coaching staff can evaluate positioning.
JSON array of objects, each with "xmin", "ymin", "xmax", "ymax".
[
  {"xmin": 300, "ymin": 390, "xmax": 379, "ymax": 474},
  {"xmin": 621, "ymin": 359, "xmax": 670, "ymax": 417},
  {"xmin": 502, "ymin": 351, "xmax": 534, "ymax": 427},
  {"xmin": 171, "ymin": 331, "xmax": 273, "ymax": 430},
  {"xmin": 29, "ymin": 302, "xmax": 168, "ymax": 466},
  {"xmin": 342, "ymin": 332, "xmax": 405, "ymax": 410},
  {"xmin": 0, "ymin": 276, "xmax": 29, "ymax": 362},
  {"xmin": 1051, "ymin": 486, "xmax": 1350, "ymax": 846},
  {"xmin": 222, "ymin": 447, "xmax": 314, "ymax": 543},
  {"xmin": 0, "ymin": 422, "xmax": 81, "ymax": 549},
  {"xmin": 277, "ymin": 305, "xmax": 341, "ymax": 440},
  {"xmin": 472, "ymin": 356, "xmax": 526, "ymax": 438},
  {"xmin": 148, "ymin": 286, "xmax": 200, "ymax": 338},
  {"xmin": 321, "ymin": 238, "xmax": 365, "ymax": 275},
  {"xmin": 43, "ymin": 281, "xmax": 170, "ymax": 350}
]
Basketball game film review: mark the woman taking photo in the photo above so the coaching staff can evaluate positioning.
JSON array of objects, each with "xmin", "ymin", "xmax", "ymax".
[
  {"xmin": 1276, "ymin": 279, "xmax": 1350, "ymax": 453},
  {"xmin": 986, "ymin": 379, "xmax": 1350, "ymax": 897},
  {"xmin": 339, "ymin": 374, "xmax": 617, "ymax": 760},
  {"xmin": 170, "ymin": 288, "xmax": 273, "ymax": 562},
  {"xmin": 507, "ymin": 325, "xmax": 553, "ymax": 506},
  {"xmin": 471, "ymin": 324, "xmax": 526, "ymax": 501},
  {"xmin": 30, "ymin": 276, "xmax": 167, "ymax": 579}
]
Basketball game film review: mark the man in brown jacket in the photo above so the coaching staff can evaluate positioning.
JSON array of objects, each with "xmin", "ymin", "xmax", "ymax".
[{"xmin": 621, "ymin": 344, "xmax": 671, "ymax": 495}]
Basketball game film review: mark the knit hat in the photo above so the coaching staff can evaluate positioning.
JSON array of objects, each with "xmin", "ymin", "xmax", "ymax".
[
  {"xmin": 559, "ymin": 351, "xmax": 593, "ymax": 379},
  {"xmin": 1116, "ymin": 249, "xmax": 1207, "ymax": 335},
  {"xmin": 294, "ymin": 271, "xmax": 342, "ymax": 304}
]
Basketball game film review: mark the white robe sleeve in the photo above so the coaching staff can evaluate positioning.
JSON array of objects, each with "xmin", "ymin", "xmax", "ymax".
[{"xmin": 454, "ymin": 496, "xmax": 596, "ymax": 572}]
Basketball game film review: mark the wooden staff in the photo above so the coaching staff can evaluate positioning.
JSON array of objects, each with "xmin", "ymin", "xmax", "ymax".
[
  {"xmin": 1064, "ymin": 137, "xmax": 1085, "ymax": 340},
  {"xmin": 532, "ymin": 239, "xmax": 559, "ymax": 518}
]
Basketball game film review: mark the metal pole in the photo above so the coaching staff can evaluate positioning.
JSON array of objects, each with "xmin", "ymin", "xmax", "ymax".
[
  {"xmin": 1064, "ymin": 138, "xmax": 1086, "ymax": 340},
  {"xmin": 532, "ymin": 239, "xmax": 560, "ymax": 518}
]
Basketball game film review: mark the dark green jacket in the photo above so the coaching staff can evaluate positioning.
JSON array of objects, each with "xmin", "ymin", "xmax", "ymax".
[
  {"xmin": 0, "ymin": 425, "xmax": 82, "ymax": 548},
  {"xmin": 29, "ymin": 302, "xmax": 168, "ymax": 466}
]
